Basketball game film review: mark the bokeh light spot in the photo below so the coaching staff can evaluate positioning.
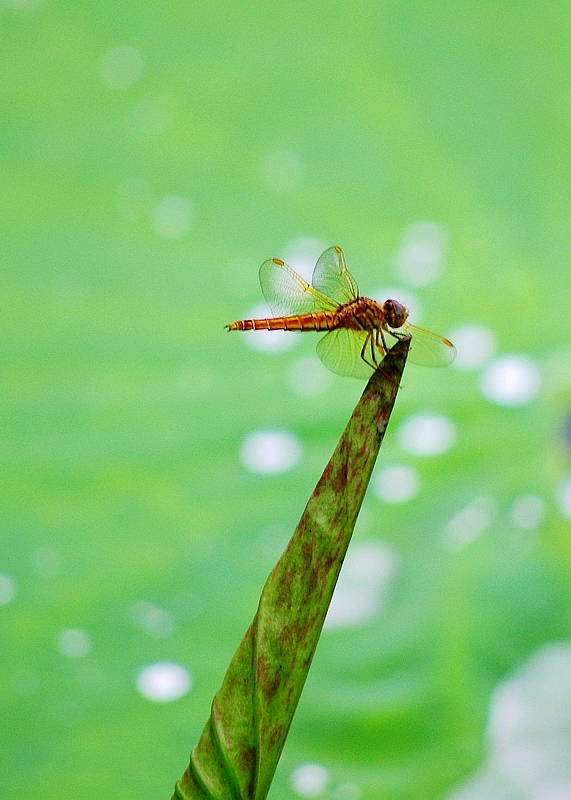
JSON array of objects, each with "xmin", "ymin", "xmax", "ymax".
[
  {"xmin": 510, "ymin": 494, "xmax": 546, "ymax": 530},
  {"xmin": 449, "ymin": 642, "xmax": 571, "ymax": 799},
  {"xmin": 136, "ymin": 662, "xmax": 192, "ymax": 702},
  {"xmin": 283, "ymin": 237, "xmax": 327, "ymax": 281},
  {"xmin": 100, "ymin": 45, "xmax": 145, "ymax": 90},
  {"xmin": 260, "ymin": 149, "xmax": 305, "ymax": 193},
  {"xmin": 480, "ymin": 355, "xmax": 540, "ymax": 406},
  {"xmin": 374, "ymin": 464, "xmax": 420, "ymax": 504},
  {"xmin": 0, "ymin": 573, "xmax": 17, "ymax": 606},
  {"xmin": 324, "ymin": 542, "xmax": 398, "ymax": 630},
  {"xmin": 289, "ymin": 356, "xmax": 331, "ymax": 396},
  {"xmin": 396, "ymin": 221, "xmax": 447, "ymax": 287},
  {"xmin": 443, "ymin": 496, "xmax": 497, "ymax": 549},
  {"xmin": 240, "ymin": 430, "xmax": 302, "ymax": 474},
  {"xmin": 450, "ymin": 324, "xmax": 497, "ymax": 371},
  {"xmin": 397, "ymin": 413, "xmax": 457, "ymax": 456},
  {"xmin": 333, "ymin": 785, "xmax": 362, "ymax": 800},
  {"xmin": 129, "ymin": 601, "xmax": 177, "ymax": 638},
  {"xmin": 31, "ymin": 546, "xmax": 64, "ymax": 579},
  {"xmin": 151, "ymin": 195, "xmax": 195, "ymax": 240},
  {"xmin": 56, "ymin": 628, "xmax": 92, "ymax": 658},
  {"xmin": 290, "ymin": 763, "xmax": 330, "ymax": 798},
  {"xmin": 557, "ymin": 477, "xmax": 571, "ymax": 521}
]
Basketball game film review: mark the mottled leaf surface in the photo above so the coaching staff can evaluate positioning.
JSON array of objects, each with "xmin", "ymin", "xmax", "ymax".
[{"xmin": 173, "ymin": 339, "xmax": 410, "ymax": 800}]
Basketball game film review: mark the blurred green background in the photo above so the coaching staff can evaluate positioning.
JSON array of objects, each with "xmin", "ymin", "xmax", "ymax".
[{"xmin": 2, "ymin": 2, "xmax": 571, "ymax": 799}]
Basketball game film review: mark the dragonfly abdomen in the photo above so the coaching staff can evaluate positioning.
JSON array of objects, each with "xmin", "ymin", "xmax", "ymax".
[{"xmin": 228, "ymin": 312, "xmax": 336, "ymax": 332}]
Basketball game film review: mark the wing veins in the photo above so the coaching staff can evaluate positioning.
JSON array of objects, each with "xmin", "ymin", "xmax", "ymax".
[{"xmin": 259, "ymin": 258, "xmax": 338, "ymax": 316}]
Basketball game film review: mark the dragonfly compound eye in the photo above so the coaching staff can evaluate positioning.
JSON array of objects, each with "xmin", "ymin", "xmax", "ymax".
[{"xmin": 383, "ymin": 299, "xmax": 409, "ymax": 329}]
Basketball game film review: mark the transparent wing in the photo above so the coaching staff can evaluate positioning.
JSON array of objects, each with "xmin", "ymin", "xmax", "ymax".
[
  {"xmin": 396, "ymin": 323, "xmax": 457, "ymax": 367},
  {"xmin": 316, "ymin": 328, "xmax": 381, "ymax": 379},
  {"xmin": 311, "ymin": 246, "xmax": 359, "ymax": 305},
  {"xmin": 259, "ymin": 258, "xmax": 338, "ymax": 316}
]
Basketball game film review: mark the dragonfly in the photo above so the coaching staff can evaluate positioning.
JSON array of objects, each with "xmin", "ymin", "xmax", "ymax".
[{"xmin": 227, "ymin": 246, "xmax": 456, "ymax": 378}]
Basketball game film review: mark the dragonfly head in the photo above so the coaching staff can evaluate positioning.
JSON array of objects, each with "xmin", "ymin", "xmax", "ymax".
[{"xmin": 382, "ymin": 299, "xmax": 409, "ymax": 329}]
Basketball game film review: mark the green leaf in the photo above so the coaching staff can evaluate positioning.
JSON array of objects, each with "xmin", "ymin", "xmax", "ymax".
[{"xmin": 172, "ymin": 338, "xmax": 410, "ymax": 800}]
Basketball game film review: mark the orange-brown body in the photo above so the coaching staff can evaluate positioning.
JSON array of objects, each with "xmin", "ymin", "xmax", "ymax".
[{"xmin": 227, "ymin": 296, "xmax": 408, "ymax": 335}]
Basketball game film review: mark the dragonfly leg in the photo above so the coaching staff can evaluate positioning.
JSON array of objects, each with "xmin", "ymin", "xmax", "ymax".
[
  {"xmin": 378, "ymin": 328, "xmax": 388, "ymax": 352},
  {"xmin": 376, "ymin": 327, "xmax": 401, "ymax": 386},
  {"xmin": 359, "ymin": 333, "xmax": 377, "ymax": 371},
  {"xmin": 361, "ymin": 331, "xmax": 402, "ymax": 384},
  {"xmin": 386, "ymin": 327, "xmax": 411, "ymax": 343},
  {"xmin": 370, "ymin": 333, "xmax": 379, "ymax": 366}
]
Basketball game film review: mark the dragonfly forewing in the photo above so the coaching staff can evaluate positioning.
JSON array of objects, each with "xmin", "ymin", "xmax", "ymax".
[
  {"xmin": 259, "ymin": 258, "xmax": 338, "ymax": 316},
  {"xmin": 311, "ymin": 246, "xmax": 359, "ymax": 305}
]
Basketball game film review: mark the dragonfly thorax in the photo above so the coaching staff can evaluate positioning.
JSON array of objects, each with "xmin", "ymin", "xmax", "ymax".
[
  {"xmin": 336, "ymin": 296, "xmax": 408, "ymax": 333},
  {"xmin": 341, "ymin": 297, "xmax": 409, "ymax": 331}
]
